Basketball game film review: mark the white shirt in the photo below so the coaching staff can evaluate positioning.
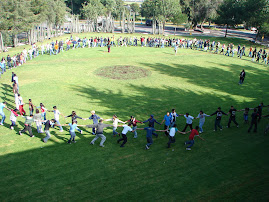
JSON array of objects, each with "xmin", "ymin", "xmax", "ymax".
[
  {"xmin": 13, "ymin": 76, "xmax": 18, "ymax": 84},
  {"xmin": 184, "ymin": 115, "xmax": 194, "ymax": 124},
  {"xmin": 121, "ymin": 125, "xmax": 132, "ymax": 134},
  {"xmin": 18, "ymin": 96, "xmax": 24, "ymax": 105},
  {"xmin": 10, "ymin": 111, "xmax": 17, "ymax": 122},
  {"xmin": 54, "ymin": 110, "xmax": 61, "ymax": 120},
  {"xmin": 169, "ymin": 127, "xmax": 178, "ymax": 137}
]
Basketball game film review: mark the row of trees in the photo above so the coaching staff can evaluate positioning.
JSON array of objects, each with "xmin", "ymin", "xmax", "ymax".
[{"xmin": 0, "ymin": 0, "xmax": 68, "ymax": 49}]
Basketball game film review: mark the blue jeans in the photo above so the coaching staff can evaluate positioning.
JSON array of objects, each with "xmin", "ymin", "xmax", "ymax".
[
  {"xmin": 199, "ymin": 121, "xmax": 204, "ymax": 133},
  {"xmin": 133, "ymin": 126, "xmax": 137, "ymax": 138},
  {"xmin": 11, "ymin": 120, "xmax": 16, "ymax": 126},
  {"xmin": 42, "ymin": 112, "xmax": 46, "ymax": 120},
  {"xmin": 76, "ymin": 127, "xmax": 81, "ymax": 133},
  {"xmin": 146, "ymin": 137, "xmax": 153, "ymax": 147},
  {"xmin": 68, "ymin": 131, "xmax": 76, "ymax": 143},
  {"xmin": 56, "ymin": 120, "xmax": 63, "ymax": 131},
  {"xmin": 215, "ymin": 119, "xmax": 222, "ymax": 130},
  {"xmin": 113, "ymin": 127, "xmax": 118, "ymax": 135},
  {"xmin": 0, "ymin": 112, "xmax": 6, "ymax": 124},
  {"xmin": 185, "ymin": 140, "xmax": 194, "ymax": 148}
]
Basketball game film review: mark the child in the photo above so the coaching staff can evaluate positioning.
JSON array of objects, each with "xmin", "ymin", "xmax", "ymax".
[
  {"xmin": 19, "ymin": 114, "xmax": 35, "ymax": 137},
  {"xmin": 210, "ymin": 107, "xmax": 228, "ymax": 131},
  {"xmin": 184, "ymin": 126, "xmax": 205, "ymax": 150},
  {"xmin": 161, "ymin": 112, "xmax": 172, "ymax": 136},
  {"xmin": 65, "ymin": 111, "xmax": 85, "ymax": 134},
  {"xmin": 48, "ymin": 106, "xmax": 64, "ymax": 132},
  {"xmin": 143, "ymin": 115, "xmax": 161, "ymax": 137},
  {"xmin": 104, "ymin": 115, "xmax": 126, "ymax": 137},
  {"xmin": 43, "ymin": 119, "xmax": 56, "ymax": 143},
  {"xmin": 26, "ymin": 99, "xmax": 35, "ymax": 116},
  {"xmin": 9, "ymin": 108, "xmax": 20, "ymax": 130},
  {"xmin": 126, "ymin": 116, "xmax": 143, "ymax": 138},
  {"xmin": 167, "ymin": 124, "xmax": 185, "ymax": 148},
  {"xmin": 64, "ymin": 121, "xmax": 85, "ymax": 144}
]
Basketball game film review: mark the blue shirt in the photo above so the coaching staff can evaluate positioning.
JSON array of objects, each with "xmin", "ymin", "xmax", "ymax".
[
  {"xmin": 69, "ymin": 123, "xmax": 78, "ymax": 132},
  {"xmin": 143, "ymin": 118, "xmax": 161, "ymax": 128},
  {"xmin": 0, "ymin": 103, "xmax": 5, "ymax": 113},
  {"xmin": 163, "ymin": 115, "xmax": 172, "ymax": 126},
  {"xmin": 89, "ymin": 114, "xmax": 100, "ymax": 124},
  {"xmin": 144, "ymin": 127, "xmax": 156, "ymax": 138}
]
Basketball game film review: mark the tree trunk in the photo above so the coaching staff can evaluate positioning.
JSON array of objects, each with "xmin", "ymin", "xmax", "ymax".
[
  {"xmin": 225, "ymin": 24, "xmax": 228, "ymax": 37},
  {"xmin": 127, "ymin": 14, "xmax": 130, "ymax": 33},
  {"xmin": 13, "ymin": 34, "xmax": 18, "ymax": 47},
  {"xmin": 0, "ymin": 32, "xmax": 4, "ymax": 51},
  {"xmin": 132, "ymin": 12, "xmax": 135, "ymax": 33},
  {"xmin": 162, "ymin": 21, "xmax": 165, "ymax": 35},
  {"xmin": 122, "ymin": 10, "xmax": 125, "ymax": 33}
]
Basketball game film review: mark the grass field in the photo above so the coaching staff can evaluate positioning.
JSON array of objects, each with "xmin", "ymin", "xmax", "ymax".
[{"xmin": 0, "ymin": 33, "xmax": 269, "ymax": 201}]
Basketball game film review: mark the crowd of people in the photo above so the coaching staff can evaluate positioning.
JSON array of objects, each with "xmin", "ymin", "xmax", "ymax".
[
  {"xmin": 0, "ymin": 35, "xmax": 268, "ymax": 151},
  {"xmin": 0, "ymin": 35, "xmax": 268, "ymax": 78},
  {"xmin": 0, "ymin": 73, "xmax": 268, "ymax": 150}
]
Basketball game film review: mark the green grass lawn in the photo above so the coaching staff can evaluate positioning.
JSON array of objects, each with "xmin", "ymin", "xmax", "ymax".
[{"xmin": 0, "ymin": 33, "xmax": 269, "ymax": 201}]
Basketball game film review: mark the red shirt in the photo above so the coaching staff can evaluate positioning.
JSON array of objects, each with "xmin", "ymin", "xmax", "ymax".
[
  {"xmin": 126, "ymin": 119, "xmax": 142, "ymax": 127},
  {"xmin": 189, "ymin": 129, "xmax": 199, "ymax": 140}
]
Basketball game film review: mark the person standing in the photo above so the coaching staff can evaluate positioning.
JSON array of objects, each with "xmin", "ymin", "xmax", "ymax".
[
  {"xmin": 227, "ymin": 106, "xmax": 239, "ymax": 128},
  {"xmin": 161, "ymin": 112, "xmax": 172, "ymax": 136},
  {"xmin": 0, "ymin": 102, "xmax": 8, "ymax": 125},
  {"xmin": 117, "ymin": 124, "xmax": 134, "ymax": 147},
  {"xmin": 195, "ymin": 111, "xmax": 210, "ymax": 133},
  {"xmin": 34, "ymin": 109, "xmax": 43, "ymax": 133},
  {"xmin": 239, "ymin": 69, "xmax": 246, "ymax": 85},
  {"xmin": 65, "ymin": 111, "xmax": 85, "ymax": 133},
  {"xmin": 13, "ymin": 74, "xmax": 19, "ymax": 92},
  {"xmin": 248, "ymin": 108, "xmax": 259, "ymax": 133},
  {"xmin": 104, "ymin": 115, "xmax": 126, "ymax": 137},
  {"xmin": 63, "ymin": 121, "xmax": 85, "ymax": 144},
  {"xmin": 25, "ymin": 99, "xmax": 35, "ymax": 116},
  {"xmin": 48, "ymin": 106, "xmax": 64, "ymax": 132},
  {"xmin": 126, "ymin": 116, "xmax": 143, "ymax": 138},
  {"xmin": 43, "ymin": 119, "xmax": 57, "ymax": 143},
  {"xmin": 167, "ymin": 124, "xmax": 185, "ymax": 148},
  {"xmin": 18, "ymin": 94, "xmax": 26, "ymax": 115},
  {"xmin": 87, "ymin": 119, "xmax": 113, "ymax": 147},
  {"xmin": 182, "ymin": 113, "xmax": 194, "ymax": 132},
  {"xmin": 210, "ymin": 107, "xmax": 228, "ymax": 131},
  {"xmin": 143, "ymin": 115, "xmax": 161, "ymax": 137},
  {"xmin": 170, "ymin": 109, "xmax": 181, "ymax": 127},
  {"xmin": 184, "ymin": 126, "xmax": 205, "ymax": 150},
  {"xmin": 36, "ymin": 103, "xmax": 47, "ymax": 120},
  {"xmin": 107, "ymin": 42, "xmax": 111, "ymax": 53},
  {"xmin": 88, "ymin": 110, "xmax": 101, "ymax": 135},
  {"xmin": 19, "ymin": 114, "xmax": 35, "ymax": 137}
]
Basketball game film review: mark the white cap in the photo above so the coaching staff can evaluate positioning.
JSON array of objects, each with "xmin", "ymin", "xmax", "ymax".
[{"xmin": 91, "ymin": 110, "xmax": 95, "ymax": 114}]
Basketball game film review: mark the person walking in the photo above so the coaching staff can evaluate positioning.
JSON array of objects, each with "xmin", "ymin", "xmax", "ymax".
[
  {"xmin": 227, "ymin": 106, "xmax": 239, "ymax": 128},
  {"xmin": 19, "ymin": 114, "xmax": 35, "ymax": 137},
  {"xmin": 143, "ymin": 115, "xmax": 161, "ymax": 137},
  {"xmin": 161, "ymin": 112, "xmax": 172, "ymax": 136},
  {"xmin": 104, "ymin": 115, "xmax": 126, "ymax": 137},
  {"xmin": 167, "ymin": 124, "xmax": 185, "ymax": 148},
  {"xmin": 43, "ymin": 119, "xmax": 57, "ymax": 143},
  {"xmin": 126, "ymin": 116, "xmax": 143, "ymax": 138},
  {"xmin": 184, "ymin": 126, "xmax": 205, "ymax": 150},
  {"xmin": 18, "ymin": 94, "xmax": 26, "ymax": 115},
  {"xmin": 63, "ymin": 121, "xmax": 85, "ymax": 144},
  {"xmin": 0, "ymin": 102, "xmax": 8, "ymax": 125},
  {"xmin": 48, "ymin": 106, "xmax": 64, "ymax": 132},
  {"xmin": 182, "ymin": 113, "xmax": 194, "ymax": 132},
  {"xmin": 34, "ymin": 109, "xmax": 43, "ymax": 133},
  {"xmin": 65, "ymin": 111, "xmax": 85, "ymax": 133},
  {"xmin": 239, "ymin": 69, "xmax": 246, "ymax": 85},
  {"xmin": 248, "ymin": 108, "xmax": 259, "ymax": 133},
  {"xmin": 88, "ymin": 110, "xmax": 101, "ymax": 135},
  {"xmin": 195, "ymin": 111, "xmax": 210, "ymax": 133},
  {"xmin": 8, "ymin": 108, "xmax": 20, "ymax": 130},
  {"xmin": 210, "ymin": 107, "xmax": 228, "ymax": 131},
  {"xmin": 87, "ymin": 119, "xmax": 113, "ymax": 147},
  {"xmin": 117, "ymin": 124, "xmax": 134, "ymax": 147}
]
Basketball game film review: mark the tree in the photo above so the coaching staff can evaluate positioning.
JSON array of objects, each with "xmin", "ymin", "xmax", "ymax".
[
  {"xmin": 215, "ymin": 0, "xmax": 244, "ymax": 37},
  {"xmin": 0, "ymin": 0, "xmax": 36, "ymax": 47},
  {"xmin": 65, "ymin": 0, "xmax": 85, "ymax": 15},
  {"xmin": 81, "ymin": 0, "xmax": 105, "ymax": 32},
  {"xmin": 130, "ymin": 3, "xmax": 140, "ymax": 15},
  {"xmin": 171, "ymin": 12, "xmax": 188, "ymax": 33},
  {"xmin": 242, "ymin": 0, "xmax": 269, "ymax": 38}
]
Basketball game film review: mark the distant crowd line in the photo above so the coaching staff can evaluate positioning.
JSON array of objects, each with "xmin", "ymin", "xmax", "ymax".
[{"xmin": 1, "ymin": 35, "xmax": 269, "ymax": 78}]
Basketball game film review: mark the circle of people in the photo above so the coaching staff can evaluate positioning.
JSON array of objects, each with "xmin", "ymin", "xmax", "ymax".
[
  {"xmin": 1, "ymin": 74, "xmax": 268, "ymax": 151},
  {"xmin": 1, "ymin": 34, "xmax": 269, "ymax": 77}
]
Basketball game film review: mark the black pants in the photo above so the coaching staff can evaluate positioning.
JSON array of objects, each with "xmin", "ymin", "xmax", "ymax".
[
  {"xmin": 167, "ymin": 136, "xmax": 176, "ymax": 148},
  {"xmin": 22, "ymin": 125, "xmax": 33, "ymax": 137},
  {"xmin": 248, "ymin": 121, "xmax": 257, "ymax": 132},
  {"xmin": 118, "ymin": 134, "xmax": 127, "ymax": 146},
  {"xmin": 164, "ymin": 125, "xmax": 169, "ymax": 136},
  {"xmin": 182, "ymin": 123, "xmax": 193, "ymax": 132},
  {"xmin": 228, "ymin": 117, "xmax": 238, "ymax": 127}
]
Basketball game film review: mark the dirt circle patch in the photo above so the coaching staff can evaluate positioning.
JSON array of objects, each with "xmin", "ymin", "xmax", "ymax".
[{"xmin": 95, "ymin": 65, "xmax": 151, "ymax": 80}]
